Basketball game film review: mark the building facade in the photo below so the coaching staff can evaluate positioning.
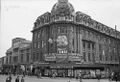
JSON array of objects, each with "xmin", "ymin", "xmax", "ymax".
[
  {"xmin": 0, "ymin": 57, "xmax": 3, "ymax": 71},
  {"xmin": 4, "ymin": 37, "xmax": 31, "ymax": 74},
  {"xmin": 31, "ymin": 0, "xmax": 120, "ymax": 77}
]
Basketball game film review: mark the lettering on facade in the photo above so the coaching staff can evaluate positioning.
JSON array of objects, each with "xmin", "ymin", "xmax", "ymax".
[
  {"xmin": 44, "ymin": 53, "xmax": 56, "ymax": 61},
  {"xmin": 68, "ymin": 53, "xmax": 83, "ymax": 61}
]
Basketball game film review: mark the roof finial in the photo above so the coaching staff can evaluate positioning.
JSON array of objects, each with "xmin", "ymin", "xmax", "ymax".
[{"xmin": 58, "ymin": 0, "xmax": 68, "ymax": 3}]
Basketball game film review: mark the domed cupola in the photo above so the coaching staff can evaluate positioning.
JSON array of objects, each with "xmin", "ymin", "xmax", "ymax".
[{"xmin": 51, "ymin": 0, "xmax": 75, "ymax": 16}]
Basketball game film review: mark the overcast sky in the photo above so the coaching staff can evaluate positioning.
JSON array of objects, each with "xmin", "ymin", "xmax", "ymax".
[{"xmin": 1, "ymin": 0, "xmax": 120, "ymax": 58}]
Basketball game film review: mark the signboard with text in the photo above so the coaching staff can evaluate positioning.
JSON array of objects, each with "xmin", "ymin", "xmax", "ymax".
[
  {"xmin": 68, "ymin": 53, "xmax": 83, "ymax": 61},
  {"xmin": 44, "ymin": 53, "xmax": 56, "ymax": 61}
]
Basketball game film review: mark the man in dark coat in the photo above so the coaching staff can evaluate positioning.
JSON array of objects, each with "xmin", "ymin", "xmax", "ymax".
[
  {"xmin": 15, "ymin": 76, "xmax": 19, "ymax": 82},
  {"xmin": 6, "ymin": 75, "xmax": 12, "ymax": 82},
  {"xmin": 6, "ymin": 77, "xmax": 9, "ymax": 82}
]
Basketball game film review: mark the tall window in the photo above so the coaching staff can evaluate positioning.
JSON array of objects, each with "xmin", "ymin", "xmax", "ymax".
[
  {"xmin": 99, "ymin": 44, "xmax": 102, "ymax": 53},
  {"xmin": 34, "ymin": 33, "xmax": 37, "ymax": 40},
  {"xmin": 9, "ymin": 56, "xmax": 12, "ymax": 63},
  {"xmin": 88, "ymin": 42, "xmax": 91, "ymax": 50},
  {"xmin": 34, "ymin": 43, "xmax": 37, "ymax": 48},
  {"xmin": 33, "ymin": 53, "xmax": 35, "ymax": 61},
  {"xmin": 99, "ymin": 54, "xmax": 102, "ymax": 61},
  {"xmin": 38, "ymin": 42, "xmax": 40, "ymax": 48},
  {"xmin": 92, "ymin": 43, "xmax": 95, "ymax": 50},
  {"xmin": 88, "ymin": 53, "xmax": 91, "ymax": 61},
  {"xmin": 37, "ymin": 31, "xmax": 41, "ymax": 38},
  {"xmin": 92, "ymin": 53, "xmax": 95, "ymax": 62},
  {"xmin": 21, "ymin": 54, "xmax": 23, "ymax": 63},
  {"xmin": 14, "ymin": 56, "xmax": 18, "ymax": 63},
  {"xmin": 6, "ymin": 57, "xmax": 8, "ymax": 64},
  {"xmin": 83, "ymin": 52, "xmax": 86, "ymax": 61},
  {"xmin": 26, "ymin": 53, "xmax": 29, "ymax": 62},
  {"xmin": 72, "ymin": 39, "xmax": 75, "ymax": 53},
  {"xmin": 36, "ymin": 53, "xmax": 39, "ymax": 61},
  {"xmin": 83, "ymin": 41, "xmax": 85, "ymax": 49}
]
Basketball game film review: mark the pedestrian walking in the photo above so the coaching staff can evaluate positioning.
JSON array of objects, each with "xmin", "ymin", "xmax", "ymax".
[
  {"xmin": 21, "ymin": 76, "xmax": 25, "ymax": 82},
  {"xmin": 15, "ymin": 76, "xmax": 19, "ymax": 82},
  {"xmin": 97, "ymin": 74, "xmax": 101, "ymax": 82},
  {"xmin": 115, "ymin": 73, "xmax": 118, "ymax": 82},
  {"xmin": 79, "ymin": 72, "xmax": 82, "ymax": 82},
  {"xmin": 6, "ymin": 77, "xmax": 9, "ymax": 82},
  {"xmin": 6, "ymin": 75, "xmax": 12, "ymax": 82}
]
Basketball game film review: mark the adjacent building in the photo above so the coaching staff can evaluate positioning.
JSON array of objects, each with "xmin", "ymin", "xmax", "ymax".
[
  {"xmin": 31, "ymin": 0, "xmax": 120, "ymax": 77},
  {"xmin": 4, "ymin": 37, "xmax": 31, "ymax": 74}
]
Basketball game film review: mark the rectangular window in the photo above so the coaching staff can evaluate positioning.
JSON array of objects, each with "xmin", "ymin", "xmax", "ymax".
[
  {"xmin": 13, "ymin": 56, "xmax": 18, "ymax": 63},
  {"xmin": 20, "ymin": 50, "xmax": 24, "ymax": 53},
  {"xmin": 83, "ymin": 52, "xmax": 86, "ymax": 61},
  {"xmin": 37, "ymin": 31, "xmax": 41, "ymax": 38},
  {"xmin": 72, "ymin": 38, "xmax": 74, "ymax": 51},
  {"xmin": 26, "ymin": 53, "xmax": 29, "ymax": 62},
  {"xmin": 34, "ymin": 33, "xmax": 37, "ymax": 40},
  {"xmin": 21, "ymin": 54, "xmax": 23, "ymax": 63},
  {"xmin": 92, "ymin": 53, "xmax": 95, "ymax": 62},
  {"xmin": 99, "ymin": 54, "xmax": 102, "ymax": 61},
  {"xmin": 88, "ymin": 53, "xmax": 91, "ymax": 61},
  {"xmin": 9, "ymin": 56, "xmax": 12, "ymax": 63},
  {"xmin": 83, "ymin": 41, "xmax": 85, "ymax": 49},
  {"xmin": 38, "ymin": 42, "xmax": 40, "ymax": 48},
  {"xmin": 99, "ymin": 44, "xmax": 102, "ymax": 52},
  {"xmin": 88, "ymin": 42, "xmax": 91, "ymax": 50},
  {"xmin": 92, "ymin": 43, "xmax": 95, "ymax": 50},
  {"xmin": 36, "ymin": 53, "xmax": 39, "ymax": 61},
  {"xmin": 33, "ymin": 53, "xmax": 35, "ymax": 61},
  {"xmin": 34, "ymin": 43, "xmax": 37, "ymax": 48},
  {"xmin": 26, "ymin": 49, "xmax": 30, "ymax": 52}
]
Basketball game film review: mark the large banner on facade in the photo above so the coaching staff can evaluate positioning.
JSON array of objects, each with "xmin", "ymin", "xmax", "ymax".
[{"xmin": 56, "ymin": 34, "xmax": 68, "ymax": 62}]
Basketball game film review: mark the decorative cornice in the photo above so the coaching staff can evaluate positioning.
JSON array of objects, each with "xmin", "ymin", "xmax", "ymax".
[{"xmin": 33, "ymin": 1, "xmax": 120, "ymax": 40}]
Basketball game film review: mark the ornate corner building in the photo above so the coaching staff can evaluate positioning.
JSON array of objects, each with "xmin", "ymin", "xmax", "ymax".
[{"xmin": 31, "ymin": 0, "xmax": 120, "ymax": 77}]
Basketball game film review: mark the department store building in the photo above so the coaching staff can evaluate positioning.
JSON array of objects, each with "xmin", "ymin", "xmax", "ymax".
[{"xmin": 31, "ymin": 0, "xmax": 120, "ymax": 77}]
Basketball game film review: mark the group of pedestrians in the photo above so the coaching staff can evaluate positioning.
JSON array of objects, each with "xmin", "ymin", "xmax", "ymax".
[{"xmin": 6, "ymin": 75, "xmax": 25, "ymax": 82}]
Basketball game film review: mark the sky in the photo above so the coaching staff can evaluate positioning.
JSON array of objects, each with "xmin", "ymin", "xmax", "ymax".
[{"xmin": 1, "ymin": 0, "xmax": 120, "ymax": 58}]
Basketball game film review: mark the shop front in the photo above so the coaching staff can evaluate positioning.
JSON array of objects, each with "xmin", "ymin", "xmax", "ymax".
[{"xmin": 34, "ymin": 62, "xmax": 105, "ymax": 78}]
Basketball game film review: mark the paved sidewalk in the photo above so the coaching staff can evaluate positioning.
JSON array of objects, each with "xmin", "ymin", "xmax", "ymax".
[{"xmin": 0, "ymin": 75, "xmax": 118, "ymax": 82}]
